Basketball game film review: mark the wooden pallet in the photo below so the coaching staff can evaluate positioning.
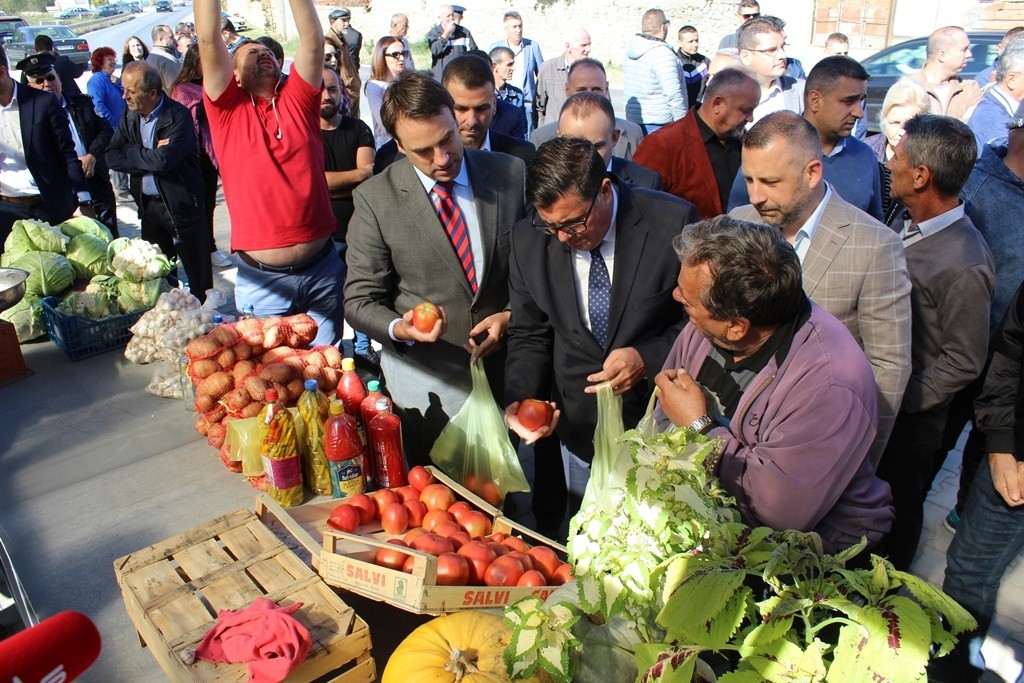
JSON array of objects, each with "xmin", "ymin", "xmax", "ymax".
[{"xmin": 114, "ymin": 509, "xmax": 375, "ymax": 682}]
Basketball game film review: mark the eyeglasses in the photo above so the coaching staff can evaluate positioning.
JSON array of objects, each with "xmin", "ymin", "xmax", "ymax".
[
  {"xmin": 31, "ymin": 73, "xmax": 57, "ymax": 85},
  {"xmin": 741, "ymin": 12, "xmax": 760, "ymax": 19},
  {"xmin": 385, "ymin": 50, "xmax": 409, "ymax": 60},
  {"xmin": 532, "ymin": 190, "xmax": 599, "ymax": 236},
  {"xmin": 748, "ymin": 43, "xmax": 788, "ymax": 57},
  {"xmin": 324, "ymin": 51, "xmax": 338, "ymax": 60}
]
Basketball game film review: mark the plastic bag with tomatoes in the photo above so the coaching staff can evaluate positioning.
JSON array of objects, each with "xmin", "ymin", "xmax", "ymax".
[{"xmin": 428, "ymin": 359, "xmax": 530, "ymax": 507}]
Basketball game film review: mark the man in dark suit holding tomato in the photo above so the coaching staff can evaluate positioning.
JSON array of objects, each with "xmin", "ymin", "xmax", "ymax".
[{"xmin": 504, "ymin": 136, "xmax": 697, "ymax": 536}]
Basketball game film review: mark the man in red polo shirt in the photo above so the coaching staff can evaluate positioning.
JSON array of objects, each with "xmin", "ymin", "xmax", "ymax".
[{"xmin": 195, "ymin": 0, "xmax": 345, "ymax": 345}]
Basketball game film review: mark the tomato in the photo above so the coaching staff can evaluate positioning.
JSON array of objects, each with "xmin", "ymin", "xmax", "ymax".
[
  {"xmin": 371, "ymin": 489, "xmax": 399, "ymax": 518},
  {"xmin": 486, "ymin": 541, "xmax": 509, "ymax": 557},
  {"xmin": 484, "ymin": 532, "xmax": 506, "ymax": 544},
  {"xmin": 407, "ymin": 465, "xmax": 435, "ymax": 492},
  {"xmin": 402, "ymin": 499, "xmax": 427, "ymax": 527},
  {"xmin": 327, "ymin": 504, "xmax": 361, "ymax": 533},
  {"xmin": 516, "ymin": 399, "xmax": 554, "ymax": 431},
  {"xmin": 346, "ymin": 493, "xmax": 377, "ymax": 525},
  {"xmin": 403, "ymin": 527, "xmax": 427, "ymax": 544},
  {"xmin": 551, "ymin": 562, "xmax": 573, "ymax": 585},
  {"xmin": 484, "ymin": 554, "xmax": 526, "ymax": 587},
  {"xmin": 526, "ymin": 546, "xmax": 562, "ymax": 581},
  {"xmin": 506, "ymin": 551, "xmax": 534, "ymax": 572},
  {"xmin": 462, "ymin": 474, "xmax": 480, "ymax": 495},
  {"xmin": 391, "ymin": 486, "xmax": 419, "ymax": 504},
  {"xmin": 501, "ymin": 536, "xmax": 531, "ymax": 553},
  {"xmin": 381, "ymin": 502, "xmax": 410, "ymax": 535},
  {"xmin": 411, "ymin": 532, "xmax": 455, "ymax": 556},
  {"xmin": 411, "ymin": 301, "xmax": 441, "ymax": 333},
  {"xmin": 402, "ymin": 555, "xmax": 416, "ymax": 573},
  {"xmin": 448, "ymin": 501, "xmax": 473, "ymax": 524},
  {"xmin": 457, "ymin": 541, "xmax": 497, "ymax": 585},
  {"xmin": 517, "ymin": 570, "xmax": 547, "ymax": 587},
  {"xmin": 374, "ymin": 539, "xmax": 409, "ymax": 570},
  {"xmin": 459, "ymin": 511, "xmax": 492, "ymax": 539},
  {"xmin": 435, "ymin": 552, "xmax": 471, "ymax": 586},
  {"xmin": 422, "ymin": 509, "xmax": 453, "ymax": 532},
  {"xmin": 479, "ymin": 480, "xmax": 503, "ymax": 507},
  {"xmin": 433, "ymin": 520, "xmax": 464, "ymax": 539},
  {"xmin": 448, "ymin": 530, "xmax": 472, "ymax": 549},
  {"xmin": 419, "ymin": 483, "xmax": 457, "ymax": 511}
]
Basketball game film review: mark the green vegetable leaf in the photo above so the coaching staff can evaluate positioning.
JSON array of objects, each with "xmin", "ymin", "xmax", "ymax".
[
  {"xmin": 658, "ymin": 569, "xmax": 746, "ymax": 639},
  {"xmin": 717, "ymin": 671, "xmax": 765, "ymax": 683},
  {"xmin": 889, "ymin": 569, "xmax": 977, "ymax": 634},
  {"xmin": 636, "ymin": 644, "xmax": 700, "ymax": 683},
  {"xmin": 739, "ymin": 615, "xmax": 793, "ymax": 658},
  {"xmin": 745, "ymin": 637, "xmax": 808, "ymax": 681},
  {"xmin": 537, "ymin": 642, "xmax": 571, "ymax": 681}
]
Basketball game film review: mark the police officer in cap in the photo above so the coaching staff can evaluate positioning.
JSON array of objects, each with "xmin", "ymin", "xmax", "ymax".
[
  {"xmin": 20, "ymin": 52, "xmax": 119, "ymax": 235},
  {"xmin": 328, "ymin": 8, "xmax": 362, "ymax": 69}
]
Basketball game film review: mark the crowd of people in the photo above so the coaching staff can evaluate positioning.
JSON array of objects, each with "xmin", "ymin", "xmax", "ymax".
[{"xmin": 1, "ymin": 1, "xmax": 1022, "ymax": 679}]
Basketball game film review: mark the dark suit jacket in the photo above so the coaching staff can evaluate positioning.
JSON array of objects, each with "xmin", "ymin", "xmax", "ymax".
[
  {"xmin": 373, "ymin": 131, "xmax": 535, "ymax": 174},
  {"xmin": 106, "ymin": 95, "xmax": 204, "ymax": 232},
  {"xmin": 490, "ymin": 98, "xmax": 527, "ymax": 140},
  {"xmin": 64, "ymin": 94, "xmax": 113, "ymax": 175},
  {"xmin": 15, "ymin": 83, "xmax": 89, "ymax": 225},
  {"xmin": 505, "ymin": 179, "xmax": 697, "ymax": 461},
  {"xmin": 610, "ymin": 156, "xmax": 663, "ymax": 191}
]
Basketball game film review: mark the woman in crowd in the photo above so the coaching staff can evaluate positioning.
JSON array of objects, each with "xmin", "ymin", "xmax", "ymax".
[
  {"xmin": 86, "ymin": 47, "xmax": 129, "ymax": 198},
  {"xmin": 364, "ymin": 36, "xmax": 409, "ymax": 148},
  {"xmin": 169, "ymin": 45, "xmax": 233, "ymax": 269},
  {"xmin": 325, "ymin": 35, "xmax": 361, "ymax": 118},
  {"xmin": 122, "ymin": 35, "xmax": 149, "ymax": 66},
  {"xmin": 866, "ymin": 78, "xmax": 931, "ymax": 225}
]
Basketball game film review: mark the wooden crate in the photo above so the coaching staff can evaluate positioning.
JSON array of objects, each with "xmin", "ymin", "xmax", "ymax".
[{"xmin": 113, "ymin": 509, "xmax": 376, "ymax": 682}]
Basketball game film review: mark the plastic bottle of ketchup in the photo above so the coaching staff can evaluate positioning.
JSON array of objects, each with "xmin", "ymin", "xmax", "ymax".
[
  {"xmin": 336, "ymin": 358, "xmax": 367, "ymax": 415},
  {"xmin": 359, "ymin": 379, "xmax": 384, "ymax": 444},
  {"xmin": 368, "ymin": 398, "xmax": 407, "ymax": 489},
  {"xmin": 323, "ymin": 400, "xmax": 365, "ymax": 498}
]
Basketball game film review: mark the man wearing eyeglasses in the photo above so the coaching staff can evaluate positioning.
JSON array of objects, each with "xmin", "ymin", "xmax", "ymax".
[
  {"xmin": 0, "ymin": 48, "xmax": 94, "ymax": 252},
  {"xmin": 20, "ymin": 53, "xmax": 118, "ymax": 237},
  {"xmin": 738, "ymin": 16, "xmax": 804, "ymax": 125},
  {"xmin": 717, "ymin": 0, "xmax": 760, "ymax": 51},
  {"xmin": 504, "ymin": 136, "xmax": 696, "ymax": 537}
]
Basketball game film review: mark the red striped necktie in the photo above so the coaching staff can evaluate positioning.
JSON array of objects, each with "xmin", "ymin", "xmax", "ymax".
[{"xmin": 431, "ymin": 181, "xmax": 477, "ymax": 292}]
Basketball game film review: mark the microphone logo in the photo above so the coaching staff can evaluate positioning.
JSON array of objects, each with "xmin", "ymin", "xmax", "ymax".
[{"xmin": 12, "ymin": 663, "xmax": 68, "ymax": 683}]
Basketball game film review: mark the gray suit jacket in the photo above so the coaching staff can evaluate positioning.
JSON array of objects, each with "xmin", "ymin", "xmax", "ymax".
[
  {"xmin": 345, "ymin": 148, "xmax": 527, "ymax": 419},
  {"xmin": 731, "ymin": 188, "xmax": 912, "ymax": 466}
]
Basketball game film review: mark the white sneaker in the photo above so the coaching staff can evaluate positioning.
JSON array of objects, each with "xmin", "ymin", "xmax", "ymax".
[{"xmin": 211, "ymin": 250, "xmax": 234, "ymax": 268}]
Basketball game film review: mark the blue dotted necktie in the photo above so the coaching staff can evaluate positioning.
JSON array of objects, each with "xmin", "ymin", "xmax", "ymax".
[{"xmin": 589, "ymin": 245, "xmax": 610, "ymax": 347}]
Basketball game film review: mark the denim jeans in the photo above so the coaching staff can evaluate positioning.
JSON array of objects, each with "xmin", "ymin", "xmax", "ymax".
[{"xmin": 935, "ymin": 459, "xmax": 1024, "ymax": 681}]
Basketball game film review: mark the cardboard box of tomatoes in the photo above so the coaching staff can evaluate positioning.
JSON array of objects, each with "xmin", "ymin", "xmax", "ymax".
[{"xmin": 259, "ymin": 466, "xmax": 570, "ymax": 615}]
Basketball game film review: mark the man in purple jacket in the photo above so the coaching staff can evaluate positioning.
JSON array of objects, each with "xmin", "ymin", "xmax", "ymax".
[{"xmin": 654, "ymin": 216, "xmax": 893, "ymax": 554}]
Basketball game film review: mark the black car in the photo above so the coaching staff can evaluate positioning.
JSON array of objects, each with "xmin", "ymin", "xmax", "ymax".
[
  {"xmin": 155, "ymin": 0, "xmax": 172, "ymax": 11},
  {"xmin": 0, "ymin": 16, "xmax": 27, "ymax": 44},
  {"xmin": 98, "ymin": 4, "xmax": 123, "ymax": 17},
  {"xmin": 861, "ymin": 32, "xmax": 1002, "ymax": 133},
  {"xmin": 5, "ymin": 25, "xmax": 90, "ymax": 64}
]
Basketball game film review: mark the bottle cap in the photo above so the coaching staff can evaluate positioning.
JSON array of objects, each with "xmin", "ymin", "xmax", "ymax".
[
  {"xmin": 329, "ymin": 399, "xmax": 344, "ymax": 415},
  {"xmin": 212, "ymin": 314, "xmax": 223, "ymax": 324},
  {"xmin": 367, "ymin": 380, "xmax": 380, "ymax": 392},
  {"xmin": 341, "ymin": 357, "xmax": 355, "ymax": 372},
  {"xmin": 375, "ymin": 398, "xmax": 389, "ymax": 411},
  {"xmin": 265, "ymin": 388, "xmax": 278, "ymax": 401},
  {"xmin": 242, "ymin": 304, "xmax": 254, "ymax": 313},
  {"xmin": 304, "ymin": 379, "xmax": 318, "ymax": 391}
]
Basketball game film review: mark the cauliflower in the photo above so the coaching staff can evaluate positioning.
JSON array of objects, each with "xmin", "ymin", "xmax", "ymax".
[
  {"xmin": 57, "ymin": 291, "xmax": 118, "ymax": 320},
  {"xmin": 108, "ymin": 238, "xmax": 175, "ymax": 282}
]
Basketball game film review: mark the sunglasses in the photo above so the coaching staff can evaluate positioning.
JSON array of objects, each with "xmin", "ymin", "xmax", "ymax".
[
  {"xmin": 741, "ymin": 12, "xmax": 760, "ymax": 19},
  {"xmin": 32, "ymin": 73, "xmax": 57, "ymax": 85},
  {"xmin": 324, "ymin": 51, "xmax": 338, "ymax": 59},
  {"xmin": 385, "ymin": 50, "xmax": 409, "ymax": 59}
]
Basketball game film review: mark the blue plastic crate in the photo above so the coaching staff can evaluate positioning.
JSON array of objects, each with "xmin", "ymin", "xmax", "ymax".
[{"xmin": 41, "ymin": 296, "xmax": 150, "ymax": 362}]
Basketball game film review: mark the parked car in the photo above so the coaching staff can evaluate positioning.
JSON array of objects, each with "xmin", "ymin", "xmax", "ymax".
[
  {"xmin": 155, "ymin": 0, "xmax": 172, "ymax": 11},
  {"xmin": 861, "ymin": 31, "xmax": 1002, "ymax": 133},
  {"xmin": 0, "ymin": 16, "xmax": 27, "ymax": 44},
  {"xmin": 5, "ymin": 25, "xmax": 90, "ymax": 65},
  {"xmin": 57, "ymin": 6, "xmax": 93, "ymax": 20},
  {"xmin": 221, "ymin": 11, "xmax": 247, "ymax": 31},
  {"xmin": 126, "ymin": 2, "xmax": 142, "ymax": 13},
  {"xmin": 98, "ymin": 4, "xmax": 123, "ymax": 17}
]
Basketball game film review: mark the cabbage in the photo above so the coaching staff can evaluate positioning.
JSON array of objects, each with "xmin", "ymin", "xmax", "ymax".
[
  {"xmin": 117, "ymin": 277, "xmax": 166, "ymax": 313},
  {"xmin": 59, "ymin": 216, "xmax": 113, "ymax": 244},
  {"xmin": 66, "ymin": 234, "xmax": 110, "ymax": 280},
  {"xmin": 0, "ymin": 295, "xmax": 46, "ymax": 342},
  {"xmin": 10, "ymin": 252, "xmax": 75, "ymax": 297},
  {"xmin": 4, "ymin": 219, "xmax": 68, "ymax": 255}
]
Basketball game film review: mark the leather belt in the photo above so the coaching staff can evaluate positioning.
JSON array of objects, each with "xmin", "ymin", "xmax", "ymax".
[
  {"xmin": 237, "ymin": 240, "xmax": 334, "ymax": 275},
  {"xmin": 0, "ymin": 194, "xmax": 43, "ymax": 207}
]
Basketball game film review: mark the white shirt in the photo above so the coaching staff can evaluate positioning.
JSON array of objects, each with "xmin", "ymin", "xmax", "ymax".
[
  {"xmin": 61, "ymin": 97, "xmax": 87, "ymax": 157},
  {"xmin": 504, "ymin": 40, "xmax": 528, "ymax": 93},
  {"xmin": 0, "ymin": 83, "xmax": 40, "ymax": 197},
  {"xmin": 900, "ymin": 203, "xmax": 965, "ymax": 248},
  {"xmin": 480, "ymin": 131, "xmax": 492, "ymax": 152},
  {"xmin": 792, "ymin": 184, "xmax": 832, "ymax": 263},
  {"xmin": 570, "ymin": 186, "xmax": 619, "ymax": 334}
]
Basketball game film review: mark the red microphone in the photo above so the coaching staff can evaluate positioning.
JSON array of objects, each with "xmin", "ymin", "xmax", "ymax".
[{"xmin": 0, "ymin": 611, "xmax": 101, "ymax": 683}]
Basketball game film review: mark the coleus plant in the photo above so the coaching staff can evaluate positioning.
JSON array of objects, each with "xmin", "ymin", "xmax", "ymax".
[{"xmin": 502, "ymin": 418, "xmax": 977, "ymax": 683}]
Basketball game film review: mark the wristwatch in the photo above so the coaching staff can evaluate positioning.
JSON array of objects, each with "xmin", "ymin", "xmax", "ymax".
[{"xmin": 689, "ymin": 414, "xmax": 713, "ymax": 434}]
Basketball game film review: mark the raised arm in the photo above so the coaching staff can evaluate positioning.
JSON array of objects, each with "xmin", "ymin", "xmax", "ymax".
[
  {"xmin": 288, "ymin": 0, "xmax": 325, "ymax": 88},
  {"xmin": 194, "ymin": 0, "xmax": 233, "ymax": 100}
]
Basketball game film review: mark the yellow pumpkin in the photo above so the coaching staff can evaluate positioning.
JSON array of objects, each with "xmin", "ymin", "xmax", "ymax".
[{"xmin": 382, "ymin": 611, "xmax": 553, "ymax": 683}]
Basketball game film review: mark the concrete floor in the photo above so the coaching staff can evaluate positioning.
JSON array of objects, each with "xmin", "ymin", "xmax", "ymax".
[{"xmin": 2, "ymin": 165, "xmax": 1023, "ymax": 683}]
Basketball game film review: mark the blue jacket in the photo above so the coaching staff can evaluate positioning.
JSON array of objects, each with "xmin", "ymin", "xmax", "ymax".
[
  {"xmin": 967, "ymin": 87, "xmax": 1016, "ymax": 155},
  {"xmin": 86, "ymin": 70, "xmax": 126, "ymax": 130},
  {"xmin": 488, "ymin": 38, "xmax": 543, "ymax": 104},
  {"xmin": 961, "ymin": 143, "xmax": 1024, "ymax": 337},
  {"xmin": 623, "ymin": 33, "xmax": 687, "ymax": 126}
]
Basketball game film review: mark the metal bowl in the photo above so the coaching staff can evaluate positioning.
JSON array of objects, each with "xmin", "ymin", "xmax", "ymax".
[{"xmin": 0, "ymin": 268, "xmax": 29, "ymax": 314}]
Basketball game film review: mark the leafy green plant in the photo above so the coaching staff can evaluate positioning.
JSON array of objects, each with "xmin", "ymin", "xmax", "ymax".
[{"xmin": 502, "ymin": 421, "xmax": 977, "ymax": 683}]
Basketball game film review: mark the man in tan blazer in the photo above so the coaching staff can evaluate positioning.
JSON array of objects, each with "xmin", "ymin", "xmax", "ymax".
[{"xmin": 730, "ymin": 111, "xmax": 911, "ymax": 465}]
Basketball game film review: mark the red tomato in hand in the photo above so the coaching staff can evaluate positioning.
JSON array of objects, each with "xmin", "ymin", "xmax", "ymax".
[
  {"xmin": 435, "ymin": 552, "xmax": 471, "ymax": 586},
  {"xmin": 375, "ymin": 539, "xmax": 409, "ymax": 570},
  {"xmin": 407, "ymin": 465, "xmax": 435, "ymax": 492},
  {"xmin": 327, "ymin": 504, "xmax": 361, "ymax": 533},
  {"xmin": 411, "ymin": 301, "xmax": 441, "ymax": 333},
  {"xmin": 516, "ymin": 399, "xmax": 554, "ymax": 431},
  {"xmin": 346, "ymin": 493, "xmax": 377, "ymax": 525},
  {"xmin": 484, "ymin": 554, "xmax": 526, "ymax": 586},
  {"xmin": 458, "ymin": 541, "xmax": 498, "ymax": 585},
  {"xmin": 381, "ymin": 502, "xmax": 410, "ymax": 535}
]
